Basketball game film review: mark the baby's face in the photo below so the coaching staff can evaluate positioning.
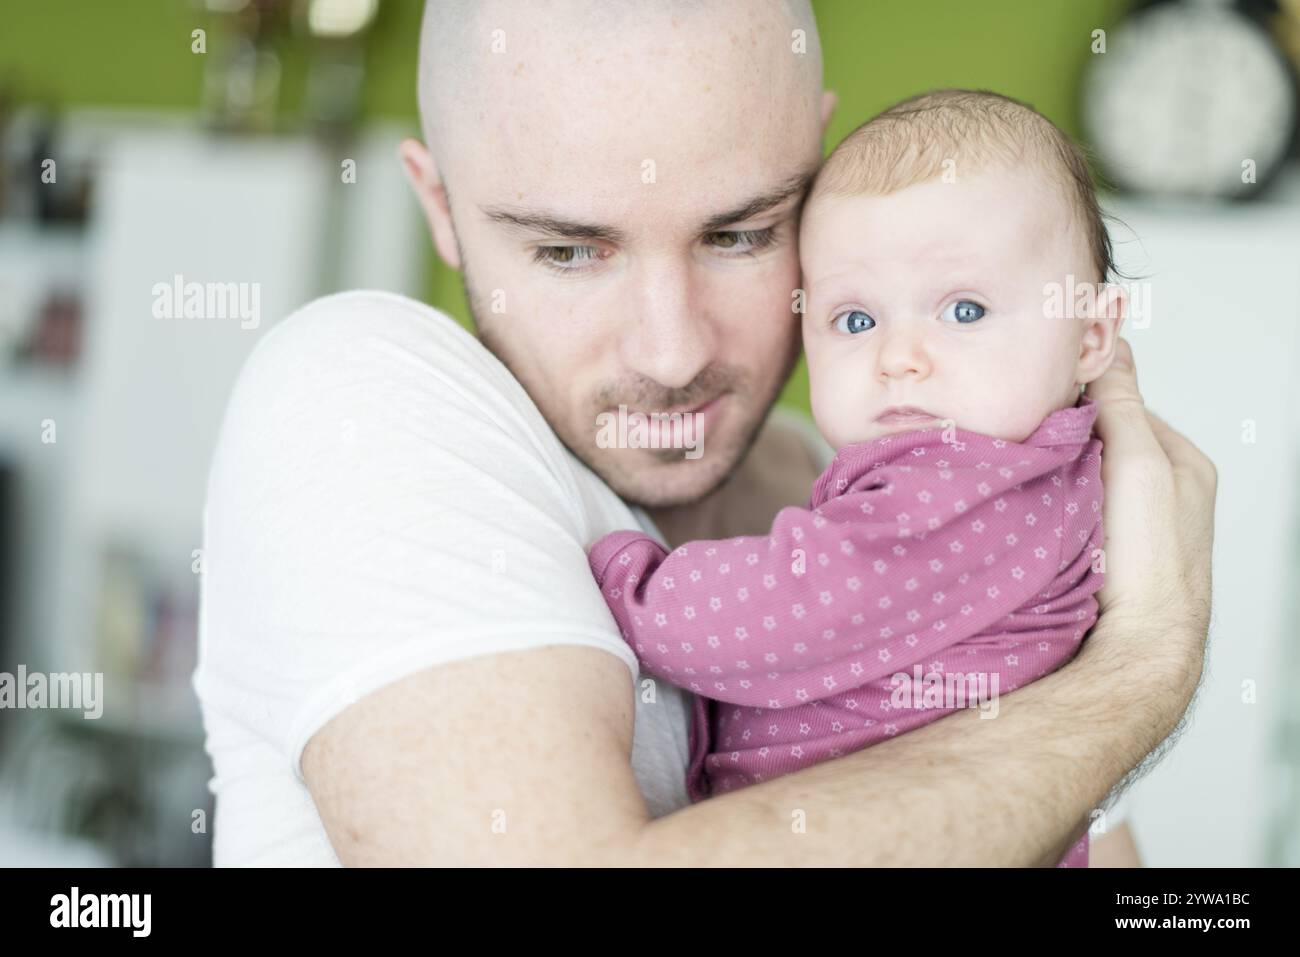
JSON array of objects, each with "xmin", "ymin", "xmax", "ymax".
[{"xmin": 800, "ymin": 163, "xmax": 1096, "ymax": 449}]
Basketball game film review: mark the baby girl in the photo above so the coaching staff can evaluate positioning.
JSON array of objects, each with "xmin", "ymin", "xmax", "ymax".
[{"xmin": 589, "ymin": 89, "xmax": 1125, "ymax": 867}]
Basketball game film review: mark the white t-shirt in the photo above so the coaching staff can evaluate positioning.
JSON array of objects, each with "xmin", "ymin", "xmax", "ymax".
[
  {"xmin": 194, "ymin": 289, "xmax": 1126, "ymax": 866},
  {"xmin": 194, "ymin": 290, "xmax": 696, "ymax": 866}
]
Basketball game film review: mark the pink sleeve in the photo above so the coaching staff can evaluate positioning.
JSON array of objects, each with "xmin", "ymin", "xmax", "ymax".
[{"xmin": 588, "ymin": 467, "xmax": 1056, "ymax": 707}]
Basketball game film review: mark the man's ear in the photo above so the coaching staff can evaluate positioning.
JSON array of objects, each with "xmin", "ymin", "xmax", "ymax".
[
  {"xmin": 820, "ymin": 89, "xmax": 837, "ymax": 138},
  {"xmin": 398, "ymin": 138, "xmax": 461, "ymax": 270},
  {"xmin": 1076, "ymin": 282, "xmax": 1126, "ymax": 385}
]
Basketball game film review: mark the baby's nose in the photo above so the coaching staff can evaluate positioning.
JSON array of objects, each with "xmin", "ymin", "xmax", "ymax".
[{"xmin": 876, "ymin": 325, "xmax": 931, "ymax": 379}]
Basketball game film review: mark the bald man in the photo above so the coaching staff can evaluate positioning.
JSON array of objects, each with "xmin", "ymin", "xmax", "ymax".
[{"xmin": 194, "ymin": 0, "xmax": 1215, "ymax": 866}]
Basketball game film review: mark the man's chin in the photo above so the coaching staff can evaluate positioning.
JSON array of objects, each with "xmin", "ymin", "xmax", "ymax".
[{"xmin": 586, "ymin": 445, "xmax": 746, "ymax": 509}]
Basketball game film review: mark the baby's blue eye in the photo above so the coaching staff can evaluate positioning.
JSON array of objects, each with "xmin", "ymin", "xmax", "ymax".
[
  {"xmin": 834, "ymin": 309, "xmax": 876, "ymax": 334},
  {"xmin": 942, "ymin": 300, "xmax": 986, "ymax": 323}
]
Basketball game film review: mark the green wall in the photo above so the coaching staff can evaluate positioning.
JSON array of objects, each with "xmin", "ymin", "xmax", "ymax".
[
  {"xmin": 1, "ymin": 0, "xmax": 1130, "ymax": 413},
  {"xmin": 779, "ymin": 0, "xmax": 1132, "ymax": 409}
]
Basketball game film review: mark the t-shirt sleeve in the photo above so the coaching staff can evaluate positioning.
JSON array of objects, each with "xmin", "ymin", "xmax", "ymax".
[{"xmin": 194, "ymin": 292, "xmax": 638, "ymax": 780}]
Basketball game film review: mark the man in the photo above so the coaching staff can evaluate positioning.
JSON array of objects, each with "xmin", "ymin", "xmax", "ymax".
[{"xmin": 194, "ymin": 0, "xmax": 1216, "ymax": 865}]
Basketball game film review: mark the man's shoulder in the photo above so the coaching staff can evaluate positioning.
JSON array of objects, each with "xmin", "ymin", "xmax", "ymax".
[
  {"xmin": 248, "ymin": 290, "xmax": 510, "ymax": 401},
  {"xmin": 254, "ymin": 289, "xmax": 456, "ymax": 351},
  {"xmin": 272, "ymin": 288, "xmax": 448, "ymax": 330},
  {"xmin": 208, "ymin": 290, "xmax": 618, "ymax": 542},
  {"xmin": 224, "ymin": 290, "xmax": 558, "ymax": 454}
]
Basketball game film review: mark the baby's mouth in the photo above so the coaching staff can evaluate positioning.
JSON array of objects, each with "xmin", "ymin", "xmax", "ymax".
[{"xmin": 875, "ymin": 405, "xmax": 941, "ymax": 427}]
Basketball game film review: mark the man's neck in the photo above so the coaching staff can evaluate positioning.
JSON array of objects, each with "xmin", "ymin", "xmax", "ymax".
[
  {"xmin": 645, "ymin": 481, "xmax": 731, "ymax": 550},
  {"xmin": 644, "ymin": 414, "xmax": 822, "ymax": 549}
]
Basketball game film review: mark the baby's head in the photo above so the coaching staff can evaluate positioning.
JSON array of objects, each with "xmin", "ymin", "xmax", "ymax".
[{"xmin": 800, "ymin": 89, "xmax": 1124, "ymax": 449}]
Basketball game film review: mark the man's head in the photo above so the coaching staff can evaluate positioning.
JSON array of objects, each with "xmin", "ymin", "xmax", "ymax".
[
  {"xmin": 799, "ymin": 90, "xmax": 1124, "ymax": 450},
  {"xmin": 402, "ymin": 0, "xmax": 834, "ymax": 507}
]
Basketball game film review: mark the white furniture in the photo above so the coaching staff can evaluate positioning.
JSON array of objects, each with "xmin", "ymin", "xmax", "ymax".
[
  {"xmin": 1108, "ymin": 167, "xmax": 1300, "ymax": 866},
  {"xmin": 0, "ymin": 112, "xmax": 425, "ymax": 863}
]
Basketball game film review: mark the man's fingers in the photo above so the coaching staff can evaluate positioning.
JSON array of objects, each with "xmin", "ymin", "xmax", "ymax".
[
  {"xmin": 1085, "ymin": 338, "xmax": 1163, "ymax": 465},
  {"xmin": 1147, "ymin": 409, "xmax": 1219, "ymax": 503},
  {"xmin": 1146, "ymin": 411, "xmax": 1194, "ymax": 465}
]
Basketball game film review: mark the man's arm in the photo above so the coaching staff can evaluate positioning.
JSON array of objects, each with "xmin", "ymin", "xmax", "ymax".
[
  {"xmin": 303, "ymin": 610, "xmax": 1196, "ymax": 866},
  {"xmin": 303, "ymin": 338, "xmax": 1214, "ymax": 866}
]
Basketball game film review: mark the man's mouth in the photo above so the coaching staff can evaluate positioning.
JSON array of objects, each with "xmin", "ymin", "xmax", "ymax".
[
  {"xmin": 626, "ymin": 393, "xmax": 725, "ymax": 422},
  {"xmin": 598, "ymin": 394, "xmax": 726, "ymax": 460}
]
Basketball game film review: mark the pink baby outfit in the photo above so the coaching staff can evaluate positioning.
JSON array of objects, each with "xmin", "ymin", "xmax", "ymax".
[{"xmin": 589, "ymin": 397, "xmax": 1104, "ymax": 867}]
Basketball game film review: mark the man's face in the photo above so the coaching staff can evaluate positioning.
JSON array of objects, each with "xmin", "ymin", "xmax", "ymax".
[{"xmin": 435, "ymin": 3, "xmax": 823, "ymax": 507}]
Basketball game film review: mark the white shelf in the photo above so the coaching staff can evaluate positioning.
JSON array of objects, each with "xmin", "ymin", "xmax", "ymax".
[{"xmin": 1103, "ymin": 162, "xmax": 1300, "ymax": 867}]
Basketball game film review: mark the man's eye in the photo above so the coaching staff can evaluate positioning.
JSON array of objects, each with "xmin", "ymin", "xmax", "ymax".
[
  {"xmin": 833, "ymin": 309, "xmax": 875, "ymax": 334},
  {"xmin": 941, "ymin": 299, "xmax": 986, "ymax": 323},
  {"xmin": 705, "ymin": 227, "xmax": 776, "ymax": 254},
  {"xmin": 534, "ymin": 245, "xmax": 600, "ymax": 270}
]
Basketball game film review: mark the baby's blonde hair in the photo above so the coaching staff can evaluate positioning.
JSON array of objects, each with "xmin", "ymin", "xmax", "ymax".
[{"xmin": 811, "ymin": 89, "xmax": 1115, "ymax": 282}]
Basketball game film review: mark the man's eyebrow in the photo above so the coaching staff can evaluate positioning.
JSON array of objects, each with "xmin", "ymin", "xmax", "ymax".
[
  {"xmin": 698, "ymin": 167, "xmax": 819, "ymax": 233},
  {"xmin": 479, "ymin": 206, "xmax": 628, "ymax": 244},
  {"xmin": 478, "ymin": 165, "xmax": 818, "ymax": 244}
]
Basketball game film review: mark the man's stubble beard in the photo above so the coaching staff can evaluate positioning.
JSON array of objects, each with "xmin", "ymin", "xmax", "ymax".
[{"xmin": 460, "ymin": 261, "xmax": 801, "ymax": 509}]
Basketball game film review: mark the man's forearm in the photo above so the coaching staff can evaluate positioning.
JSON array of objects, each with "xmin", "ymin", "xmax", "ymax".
[
  {"xmin": 627, "ymin": 618, "xmax": 1200, "ymax": 867},
  {"xmin": 304, "ymin": 615, "xmax": 1201, "ymax": 867}
]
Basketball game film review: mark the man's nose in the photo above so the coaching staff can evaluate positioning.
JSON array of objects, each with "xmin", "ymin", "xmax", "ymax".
[
  {"xmin": 876, "ymin": 319, "xmax": 932, "ymax": 382},
  {"xmin": 619, "ymin": 258, "xmax": 715, "ymax": 392}
]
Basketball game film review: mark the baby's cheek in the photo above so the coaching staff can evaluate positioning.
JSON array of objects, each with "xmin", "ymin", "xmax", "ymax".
[
  {"xmin": 986, "ymin": 390, "xmax": 1058, "ymax": 443},
  {"xmin": 811, "ymin": 364, "xmax": 873, "ymax": 448},
  {"xmin": 808, "ymin": 378, "xmax": 841, "ymax": 445}
]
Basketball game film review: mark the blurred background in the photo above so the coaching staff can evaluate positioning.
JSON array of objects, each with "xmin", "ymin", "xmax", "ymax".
[{"xmin": 0, "ymin": 0, "xmax": 1297, "ymax": 866}]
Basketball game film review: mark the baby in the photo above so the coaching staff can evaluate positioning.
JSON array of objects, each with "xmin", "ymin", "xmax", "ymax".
[{"xmin": 588, "ymin": 90, "xmax": 1125, "ymax": 867}]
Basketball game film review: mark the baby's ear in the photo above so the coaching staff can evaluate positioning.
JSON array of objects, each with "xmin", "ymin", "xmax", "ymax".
[{"xmin": 1076, "ymin": 283, "xmax": 1125, "ymax": 385}]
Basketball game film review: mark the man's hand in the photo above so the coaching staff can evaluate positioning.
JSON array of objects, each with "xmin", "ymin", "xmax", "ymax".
[{"xmin": 1085, "ymin": 337, "xmax": 1217, "ymax": 703}]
